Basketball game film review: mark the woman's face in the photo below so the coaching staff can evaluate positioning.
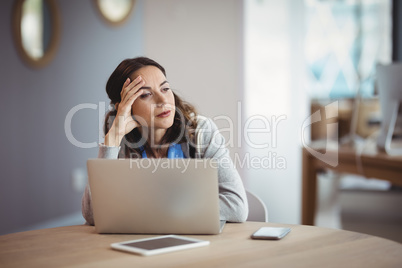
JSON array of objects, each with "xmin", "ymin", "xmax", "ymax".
[{"xmin": 130, "ymin": 66, "xmax": 176, "ymax": 131}]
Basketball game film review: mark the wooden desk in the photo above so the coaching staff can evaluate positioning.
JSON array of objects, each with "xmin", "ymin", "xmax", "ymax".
[
  {"xmin": 302, "ymin": 143, "xmax": 402, "ymax": 225},
  {"xmin": 1, "ymin": 222, "xmax": 401, "ymax": 267}
]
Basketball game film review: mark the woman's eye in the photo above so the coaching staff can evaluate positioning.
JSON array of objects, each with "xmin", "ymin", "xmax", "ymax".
[
  {"xmin": 162, "ymin": 88, "xmax": 170, "ymax": 92},
  {"xmin": 140, "ymin": 93, "xmax": 151, "ymax": 99}
]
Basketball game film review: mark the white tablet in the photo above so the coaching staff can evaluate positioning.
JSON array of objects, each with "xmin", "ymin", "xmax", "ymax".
[{"xmin": 111, "ymin": 235, "xmax": 210, "ymax": 256}]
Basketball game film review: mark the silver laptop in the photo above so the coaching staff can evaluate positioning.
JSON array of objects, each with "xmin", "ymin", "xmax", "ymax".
[{"xmin": 87, "ymin": 158, "xmax": 223, "ymax": 234}]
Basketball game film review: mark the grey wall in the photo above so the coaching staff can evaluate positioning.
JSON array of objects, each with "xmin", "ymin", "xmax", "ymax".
[
  {"xmin": 0, "ymin": 0, "xmax": 143, "ymax": 235},
  {"xmin": 143, "ymin": 0, "xmax": 244, "ymax": 159}
]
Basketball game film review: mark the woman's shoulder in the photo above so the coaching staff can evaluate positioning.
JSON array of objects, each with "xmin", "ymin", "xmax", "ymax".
[
  {"xmin": 192, "ymin": 114, "xmax": 221, "ymax": 149},
  {"xmin": 191, "ymin": 114, "xmax": 228, "ymax": 158},
  {"xmin": 192, "ymin": 114, "xmax": 218, "ymax": 132}
]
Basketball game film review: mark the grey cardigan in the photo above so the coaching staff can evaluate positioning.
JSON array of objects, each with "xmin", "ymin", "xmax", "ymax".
[{"xmin": 81, "ymin": 116, "xmax": 248, "ymax": 225}]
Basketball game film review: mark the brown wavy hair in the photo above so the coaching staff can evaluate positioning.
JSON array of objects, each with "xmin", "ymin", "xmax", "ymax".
[{"xmin": 104, "ymin": 57, "xmax": 198, "ymax": 158}]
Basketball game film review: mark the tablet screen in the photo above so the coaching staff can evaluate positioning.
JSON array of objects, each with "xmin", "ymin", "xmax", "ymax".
[
  {"xmin": 112, "ymin": 235, "xmax": 210, "ymax": 256},
  {"xmin": 122, "ymin": 237, "xmax": 198, "ymax": 250}
]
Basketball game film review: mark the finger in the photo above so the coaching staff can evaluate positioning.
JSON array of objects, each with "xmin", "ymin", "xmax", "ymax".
[
  {"xmin": 118, "ymin": 89, "xmax": 143, "ymax": 114},
  {"xmin": 119, "ymin": 90, "xmax": 143, "ymax": 114},
  {"xmin": 123, "ymin": 78, "xmax": 130, "ymax": 88},
  {"xmin": 126, "ymin": 89, "xmax": 144, "ymax": 106},
  {"xmin": 120, "ymin": 78, "xmax": 130, "ymax": 101},
  {"xmin": 121, "ymin": 79, "xmax": 144, "ymax": 103},
  {"xmin": 121, "ymin": 76, "xmax": 142, "ymax": 97}
]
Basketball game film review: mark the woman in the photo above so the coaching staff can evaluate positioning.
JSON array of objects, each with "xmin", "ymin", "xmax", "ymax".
[{"xmin": 82, "ymin": 57, "xmax": 248, "ymax": 225}]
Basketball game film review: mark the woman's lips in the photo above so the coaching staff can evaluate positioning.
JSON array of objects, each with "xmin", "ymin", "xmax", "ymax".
[{"xmin": 157, "ymin": 110, "xmax": 171, "ymax": 118}]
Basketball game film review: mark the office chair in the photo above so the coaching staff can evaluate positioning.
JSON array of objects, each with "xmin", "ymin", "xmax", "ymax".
[{"xmin": 246, "ymin": 190, "xmax": 268, "ymax": 222}]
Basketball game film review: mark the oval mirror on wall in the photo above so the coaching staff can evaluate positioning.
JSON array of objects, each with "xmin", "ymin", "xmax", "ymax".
[
  {"xmin": 94, "ymin": 0, "xmax": 135, "ymax": 26},
  {"xmin": 12, "ymin": 0, "xmax": 61, "ymax": 68}
]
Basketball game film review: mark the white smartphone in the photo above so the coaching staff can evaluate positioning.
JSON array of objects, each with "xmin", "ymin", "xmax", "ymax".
[
  {"xmin": 251, "ymin": 227, "xmax": 291, "ymax": 240},
  {"xmin": 111, "ymin": 235, "xmax": 210, "ymax": 256}
]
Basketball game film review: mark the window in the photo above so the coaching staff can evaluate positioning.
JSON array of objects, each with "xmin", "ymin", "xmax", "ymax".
[{"xmin": 305, "ymin": 0, "xmax": 392, "ymax": 98}]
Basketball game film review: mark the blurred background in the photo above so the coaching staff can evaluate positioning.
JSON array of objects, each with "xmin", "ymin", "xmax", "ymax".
[{"xmin": 0, "ymin": 0, "xmax": 401, "ymax": 242}]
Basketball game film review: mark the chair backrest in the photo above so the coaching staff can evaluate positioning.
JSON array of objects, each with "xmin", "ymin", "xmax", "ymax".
[{"xmin": 246, "ymin": 190, "xmax": 268, "ymax": 222}]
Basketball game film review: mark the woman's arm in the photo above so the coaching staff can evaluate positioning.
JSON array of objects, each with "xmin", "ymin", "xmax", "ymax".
[
  {"xmin": 195, "ymin": 117, "xmax": 249, "ymax": 222},
  {"xmin": 82, "ymin": 76, "xmax": 144, "ymax": 225}
]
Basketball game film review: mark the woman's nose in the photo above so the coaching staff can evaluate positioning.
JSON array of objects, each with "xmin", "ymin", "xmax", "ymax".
[{"xmin": 156, "ymin": 92, "xmax": 167, "ymax": 105}]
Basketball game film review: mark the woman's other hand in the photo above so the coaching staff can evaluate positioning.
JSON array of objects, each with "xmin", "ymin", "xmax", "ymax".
[{"xmin": 105, "ymin": 76, "xmax": 144, "ymax": 146}]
